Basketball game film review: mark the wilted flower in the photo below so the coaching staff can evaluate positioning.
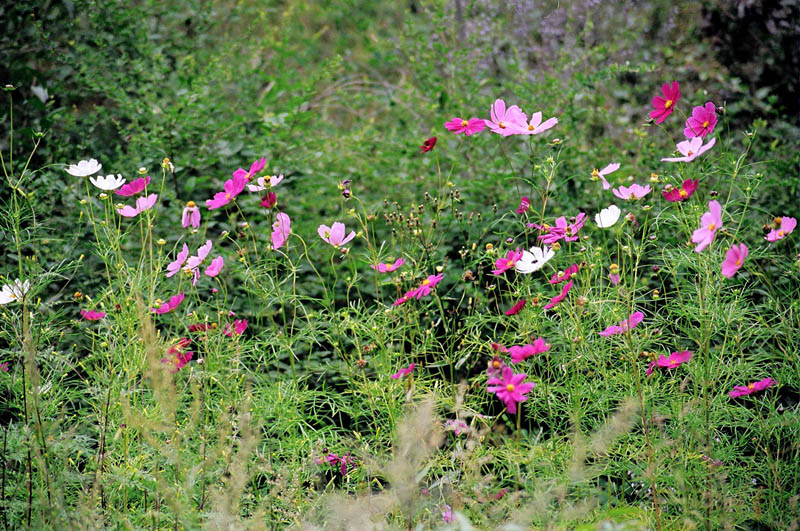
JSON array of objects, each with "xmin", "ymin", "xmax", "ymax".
[
  {"xmin": 684, "ymin": 102, "xmax": 717, "ymax": 138},
  {"xmin": 271, "ymin": 212, "xmax": 291, "ymax": 249},
  {"xmin": 721, "ymin": 243, "xmax": 748, "ymax": 278},
  {"xmin": 259, "ymin": 192, "xmax": 278, "ymax": 208},
  {"xmin": 222, "ymin": 319, "xmax": 247, "ymax": 336},
  {"xmin": 550, "ymin": 263, "xmax": 579, "ymax": 284},
  {"xmin": 65, "ymin": 159, "xmax": 102, "ymax": 177},
  {"xmin": 441, "ymin": 505, "xmax": 455, "ymax": 524},
  {"xmin": 516, "ymin": 196, "xmax": 530, "ymax": 214},
  {"xmin": 543, "ymin": 279, "xmax": 573, "ymax": 310},
  {"xmin": 90, "ymin": 174, "xmax": 126, "ymax": 191},
  {"xmin": 649, "ymin": 81, "xmax": 680, "ymax": 124},
  {"xmin": 487, "ymin": 355, "xmax": 505, "ymax": 377},
  {"xmin": 182, "ymin": 201, "xmax": 201, "ymax": 228},
  {"xmin": 444, "ymin": 419, "xmax": 470, "ymax": 436},
  {"xmin": 420, "ymin": 136, "xmax": 437, "ymax": 153}
]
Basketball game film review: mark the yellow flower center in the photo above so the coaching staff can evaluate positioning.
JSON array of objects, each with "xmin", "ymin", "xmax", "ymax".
[
  {"xmin": 187, "ymin": 201, "xmax": 196, "ymax": 208},
  {"xmin": 498, "ymin": 121, "xmax": 506, "ymax": 129},
  {"xmin": 591, "ymin": 169, "xmax": 599, "ymax": 178},
  {"xmin": 774, "ymin": 217, "xmax": 782, "ymax": 224},
  {"xmin": 508, "ymin": 260, "xmax": 515, "ymax": 267},
  {"xmin": 461, "ymin": 119, "xmax": 468, "ymax": 127},
  {"xmin": 736, "ymin": 259, "xmax": 741, "ymax": 266},
  {"xmin": 702, "ymin": 120, "xmax": 709, "ymax": 128},
  {"xmin": 748, "ymin": 383, "xmax": 755, "ymax": 390},
  {"xmin": 778, "ymin": 230, "xmax": 785, "ymax": 237},
  {"xmin": 527, "ymin": 124, "xmax": 535, "ymax": 131},
  {"xmin": 225, "ymin": 193, "xmax": 231, "ymax": 200},
  {"xmin": 664, "ymin": 99, "xmax": 673, "ymax": 109},
  {"xmin": 629, "ymin": 192, "xmax": 636, "ymax": 199},
  {"xmin": 679, "ymin": 189, "xmax": 688, "ymax": 198},
  {"xmin": 422, "ymin": 279, "xmax": 431, "ymax": 286},
  {"xmin": 708, "ymin": 223, "xmax": 716, "ymax": 231},
  {"xmin": 506, "ymin": 384, "xmax": 515, "ymax": 392},
  {"xmin": 8, "ymin": 294, "xmax": 16, "ymax": 301},
  {"xmin": 669, "ymin": 359, "xmax": 677, "ymax": 365},
  {"xmin": 687, "ymin": 151, "xmax": 694, "ymax": 156},
  {"xmin": 493, "ymin": 360, "xmax": 501, "ymax": 368},
  {"xmin": 324, "ymin": 230, "xmax": 331, "ymax": 239}
]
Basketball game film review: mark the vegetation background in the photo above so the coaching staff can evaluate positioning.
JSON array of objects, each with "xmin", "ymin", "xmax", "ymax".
[{"xmin": 1, "ymin": 0, "xmax": 798, "ymax": 529}]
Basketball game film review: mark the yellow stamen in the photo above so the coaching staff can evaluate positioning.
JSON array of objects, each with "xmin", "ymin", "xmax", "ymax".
[
  {"xmin": 679, "ymin": 189, "xmax": 688, "ymax": 198},
  {"xmin": 664, "ymin": 99, "xmax": 673, "ymax": 109},
  {"xmin": 591, "ymin": 169, "xmax": 599, "ymax": 178},
  {"xmin": 748, "ymin": 383, "xmax": 755, "ymax": 390},
  {"xmin": 498, "ymin": 121, "xmax": 506, "ymax": 129},
  {"xmin": 506, "ymin": 384, "xmax": 515, "ymax": 392},
  {"xmin": 225, "ymin": 193, "xmax": 231, "ymax": 200},
  {"xmin": 735, "ymin": 259, "xmax": 741, "ymax": 266},
  {"xmin": 187, "ymin": 200, "xmax": 196, "ymax": 208},
  {"xmin": 493, "ymin": 360, "xmax": 501, "ymax": 368},
  {"xmin": 702, "ymin": 120, "xmax": 709, "ymax": 128},
  {"xmin": 527, "ymin": 124, "xmax": 535, "ymax": 131},
  {"xmin": 708, "ymin": 223, "xmax": 716, "ymax": 231},
  {"xmin": 422, "ymin": 279, "xmax": 431, "ymax": 286},
  {"xmin": 778, "ymin": 230, "xmax": 785, "ymax": 237},
  {"xmin": 687, "ymin": 151, "xmax": 694, "ymax": 157},
  {"xmin": 461, "ymin": 119, "xmax": 468, "ymax": 127}
]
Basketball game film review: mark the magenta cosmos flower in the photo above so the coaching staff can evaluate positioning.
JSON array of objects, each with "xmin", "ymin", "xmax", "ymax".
[
  {"xmin": 80, "ymin": 309, "xmax": 106, "ymax": 320},
  {"xmin": 544, "ymin": 279, "xmax": 573, "ymax": 310},
  {"xmin": 186, "ymin": 240, "xmax": 212, "ymax": 271},
  {"xmin": 222, "ymin": 319, "xmax": 247, "ymax": 337},
  {"xmin": 492, "ymin": 248, "xmax": 524, "ymax": 275},
  {"xmin": 152, "ymin": 293, "xmax": 185, "ymax": 314},
  {"xmin": 662, "ymin": 179, "xmax": 699, "ymax": 202},
  {"xmin": 550, "ymin": 263, "xmax": 579, "ymax": 284},
  {"xmin": 371, "ymin": 258, "xmax": 405, "ymax": 273},
  {"xmin": 393, "ymin": 274, "xmax": 444, "ymax": 305},
  {"xmin": 516, "ymin": 196, "xmax": 530, "ymax": 215},
  {"xmin": 487, "ymin": 366, "xmax": 535, "ymax": 414},
  {"xmin": 182, "ymin": 201, "xmax": 200, "ymax": 229},
  {"xmin": 520, "ymin": 111, "xmax": 558, "ymax": 135},
  {"xmin": 592, "ymin": 163, "xmax": 619, "ymax": 190},
  {"xmin": 613, "ymin": 184, "xmax": 651, "ymax": 201},
  {"xmin": 766, "ymin": 216, "xmax": 796, "ymax": 242},
  {"xmin": 661, "ymin": 137, "xmax": 716, "ymax": 163},
  {"xmin": 691, "ymin": 200, "xmax": 723, "ymax": 252},
  {"xmin": 318, "ymin": 222, "xmax": 356, "ymax": 248},
  {"xmin": 420, "ymin": 136, "xmax": 437, "ymax": 153},
  {"xmin": 205, "ymin": 173, "xmax": 247, "ymax": 210},
  {"xmin": 117, "ymin": 193, "xmax": 158, "ymax": 217},
  {"xmin": 444, "ymin": 117, "xmax": 486, "ymax": 136},
  {"xmin": 232, "ymin": 157, "xmax": 266, "ymax": 182},
  {"xmin": 650, "ymin": 81, "xmax": 680, "ymax": 124},
  {"xmin": 684, "ymin": 102, "xmax": 717, "ymax": 138},
  {"xmin": 161, "ymin": 337, "xmax": 193, "ymax": 373},
  {"xmin": 204, "ymin": 256, "xmax": 224, "ymax": 277},
  {"xmin": 508, "ymin": 338, "xmax": 551, "ymax": 364},
  {"xmin": 485, "ymin": 99, "xmax": 526, "ymax": 136},
  {"xmin": 533, "ymin": 214, "xmax": 587, "ymax": 244},
  {"xmin": 114, "ymin": 176, "xmax": 150, "ymax": 196},
  {"xmin": 599, "ymin": 311, "xmax": 644, "ymax": 336},
  {"xmin": 721, "ymin": 243, "xmax": 748, "ymax": 278},
  {"xmin": 504, "ymin": 298, "xmax": 526, "ymax": 316},
  {"xmin": 729, "ymin": 377, "xmax": 776, "ymax": 398},
  {"xmin": 646, "ymin": 350, "xmax": 692, "ymax": 376},
  {"xmin": 391, "ymin": 363, "xmax": 416, "ymax": 379},
  {"xmin": 487, "ymin": 355, "xmax": 505, "ymax": 377},
  {"xmin": 271, "ymin": 212, "xmax": 291, "ymax": 249}
]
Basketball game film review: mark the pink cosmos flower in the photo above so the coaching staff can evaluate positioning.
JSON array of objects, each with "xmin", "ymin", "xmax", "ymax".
[
  {"xmin": 186, "ymin": 240, "xmax": 212, "ymax": 270},
  {"xmin": 316, "ymin": 452, "xmax": 356, "ymax": 476},
  {"xmin": 420, "ymin": 137, "xmax": 437, "ymax": 153},
  {"xmin": 205, "ymin": 173, "xmax": 248, "ymax": 210},
  {"xmin": 492, "ymin": 248, "xmax": 524, "ymax": 275},
  {"xmin": 592, "ymin": 163, "xmax": 619, "ymax": 190},
  {"xmin": 613, "ymin": 184, "xmax": 651, "ymax": 200},
  {"xmin": 520, "ymin": 111, "xmax": 558, "ymax": 135},
  {"xmin": 599, "ymin": 311, "xmax": 644, "ymax": 337},
  {"xmin": 504, "ymin": 298, "xmax": 526, "ymax": 316},
  {"xmin": 232, "ymin": 157, "xmax": 266, "ymax": 182},
  {"xmin": 662, "ymin": 179, "xmax": 699, "ymax": 202},
  {"xmin": 248, "ymin": 174, "xmax": 284, "ymax": 193},
  {"xmin": 205, "ymin": 256, "xmax": 224, "ymax": 277},
  {"xmin": 543, "ymin": 279, "xmax": 573, "ymax": 310},
  {"xmin": 649, "ymin": 81, "xmax": 680, "ymax": 124},
  {"xmin": 80, "ymin": 309, "xmax": 106, "ymax": 320},
  {"xmin": 721, "ymin": 243, "xmax": 748, "ymax": 278},
  {"xmin": 371, "ymin": 258, "xmax": 405, "ymax": 273},
  {"xmin": 487, "ymin": 366, "xmax": 535, "ymax": 414},
  {"xmin": 535, "ymin": 213, "xmax": 587, "ymax": 243},
  {"xmin": 530, "ymin": 223, "xmax": 565, "ymax": 245},
  {"xmin": 411, "ymin": 273, "xmax": 444, "ymax": 299},
  {"xmin": 661, "ymin": 137, "xmax": 716, "ymax": 163},
  {"xmin": 508, "ymin": 338, "xmax": 551, "ymax": 364},
  {"xmin": 444, "ymin": 117, "xmax": 486, "ymax": 136},
  {"xmin": 114, "ymin": 176, "xmax": 150, "ymax": 196},
  {"xmin": 646, "ymin": 350, "xmax": 692, "ymax": 376},
  {"xmin": 259, "ymin": 192, "xmax": 277, "ymax": 208},
  {"xmin": 516, "ymin": 196, "xmax": 530, "ymax": 215},
  {"xmin": 271, "ymin": 212, "xmax": 291, "ymax": 249},
  {"xmin": 391, "ymin": 363, "xmax": 416, "ymax": 379},
  {"xmin": 765, "ymin": 216, "xmax": 796, "ymax": 242},
  {"xmin": 729, "ymin": 377, "xmax": 776, "ymax": 398},
  {"xmin": 550, "ymin": 263, "xmax": 579, "ymax": 284},
  {"xmin": 152, "ymin": 293, "xmax": 185, "ymax": 314},
  {"xmin": 166, "ymin": 243, "xmax": 189, "ymax": 278},
  {"xmin": 161, "ymin": 338, "xmax": 193, "ymax": 373},
  {"xmin": 182, "ymin": 201, "xmax": 200, "ymax": 229},
  {"xmin": 117, "ymin": 193, "xmax": 158, "ymax": 217},
  {"xmin": 484, "ymin": 99, "xmax": 526, "ymax": 136},
  {"xmin": 189, "ymin": 323, "xmax": 213, "ymax": 333},
  {"xmin": 222, "ymin": 319, "xmax": 248, "ymax": 336},
  {"xmin": 487, "ymin": 355, "xmax": 506, "ymax": 378},
  {"xmin": 441, "ymin": 505, "xmax": 455, "ymax": 524},
  {"xmin": 0, "ymin": 362, "xmax": 8, "ymax": 372},
  {"xmin": 609, "ymin": 273, "xmax": 620, "ymax": 286},
  {"xmin": 691, "ymin": 200, "xmax": 723, "ymax": 252},
  {"xmin": 684, "ymin": 102, "xmax": 717, "ymax": 138},
  {"xmin": 318, "ymin": 222, "xmax": 356, "ymax": 248}
]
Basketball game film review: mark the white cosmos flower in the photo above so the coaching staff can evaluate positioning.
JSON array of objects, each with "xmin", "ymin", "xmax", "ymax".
[
  {"xmin": 0, "ymin": 279, "xmax": 31, "ymax": 305},
  {"xmin": 65, "ymin": 159, "xmax": 102, "ymax": 177},
  {"xmin": 595, "ymin": 205, "xmax": 621, "ymax": 228},
  {"xmin": 90, "ymin": 174, "xmax": 126, "ymax": 191},
  {"xmin": 515, "ymin": 246, "xmax": 555, "ymax": 274}
]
